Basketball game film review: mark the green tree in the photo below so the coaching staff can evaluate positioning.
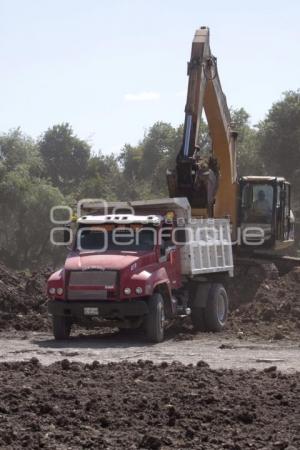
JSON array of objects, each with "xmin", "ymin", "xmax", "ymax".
[
  {"xmin": 257, "ymin": 91, "xmax": 300, "ymax": 192},
  {"xmin": 139, "ymin": 122, "xmax": 181, "ymax": 178},
  {"xmin": 230, "ymin": 108, "xmax": 261, "ymax": 176},
  {"xmin": 0, "ymin": 131, "xmax": 66, "ymax": 268},
  {"xmin": 0, "ymin": 128, "xmax": 43, "ymax": 177},
  {"xmin": 79, "ymin": 152, "xmax": 121, "ymax": 201},
  {"xmin": 118, "ymin": 143, "xmax": 143, "ymax": 180},
  {"xmin": 117, "ymin": 122, "xmax": 183, "ymax": 198},
  {"xmin": 39, "ymin": 123, "xmax": 90, "ymax": 195}
]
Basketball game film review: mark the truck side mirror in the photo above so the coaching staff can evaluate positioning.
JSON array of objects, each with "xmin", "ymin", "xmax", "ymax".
[
  {"xmin": 165, "ymin": 246, "xmax": 175, "ymax": 257},
  {"xmin": 160, "ymin": 242, "xmax": 176, "ymax": 261}
]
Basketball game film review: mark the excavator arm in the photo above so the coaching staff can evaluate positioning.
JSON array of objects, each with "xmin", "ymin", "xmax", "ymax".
[{"xmin": 168, "ymin": 27, "xmax": 238, "ymax": 229}]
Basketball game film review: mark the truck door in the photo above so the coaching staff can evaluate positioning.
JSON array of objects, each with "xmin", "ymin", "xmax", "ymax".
[
  {"xmin": 160, "ymin": 224, "xmax": 181, "ymax": 289},
  {"xmin": 276, "ymin": 181, "xmax": 292, "ymax": 242},
  {"xmin": 283, "ymin": 183, "xmax": 292, "ymax": 241}
]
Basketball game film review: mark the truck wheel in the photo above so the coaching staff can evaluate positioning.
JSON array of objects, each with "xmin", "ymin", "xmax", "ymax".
[
  {"xmin": 52, "ymin": 315, "xmax": 72, "ymax": 340},
  {"xmin": 145, "ymin": 293, "xmax": 165, "ymax": 343},
  {"xmin": 191, "ymin": 307, "xmax": 206, "ymax": 331},
  {"xmin": 204, "ymin": 284, "xmax": 228, "ymax": 332},
  {"xmin": 190, "ymin": 282, "xmax": 210, "ymax": 331}
]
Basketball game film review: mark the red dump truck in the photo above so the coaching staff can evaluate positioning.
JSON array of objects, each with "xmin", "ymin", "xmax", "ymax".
[{"xmin": 47, "ymin": 198, "xmax": 233, "ymax": 342}]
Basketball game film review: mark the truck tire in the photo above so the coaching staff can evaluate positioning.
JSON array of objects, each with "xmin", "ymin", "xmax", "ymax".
[
  {"xmin": 204, "ymin": 284, "xmax": 228, "ymax": 332},
  {"xmin": 191, "ymin": 307, "xmax": 206, "ymax": 331},
  {"xmin": 145, "ymin": 293, "xmax": 165, "ymax": 343},
  {"xmin": 52, "ymin": 315, "xmax": 72, "ymax": 340},
  {"xmin": 190, "ymin": 282, "xmax": 210, "ymax": 331}
]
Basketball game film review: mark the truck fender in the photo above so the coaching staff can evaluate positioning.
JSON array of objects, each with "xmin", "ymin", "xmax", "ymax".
[
  {"xmin": 133, "ymin": 268, "xmax": 173, "ymax": 316},
  {"xmin": 47, "ymin": 268, "xmax": 64, "ymax": 283},
  {"xmin": 149, "ymin": 268, "xmax": 173, "ymax": 317},
  {"xmin": 153, "ymin": 280, "xmax": 172, "ymax": 299},
  {"xmin": 132, "ymin": 268, "xmax": 170, "ymax": 295},
  {"xmin": 152, "ymin": 281, "xmax": 173, "ymax": 318}
]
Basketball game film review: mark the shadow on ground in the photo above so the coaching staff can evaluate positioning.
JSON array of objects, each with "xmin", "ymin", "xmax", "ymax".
[{"xmin": 32, "ymin": 322, "xmax": 200, "ymax": 349}]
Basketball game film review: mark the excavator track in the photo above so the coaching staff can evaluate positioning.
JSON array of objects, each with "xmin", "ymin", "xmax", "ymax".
[
  {"xmin": 235, "ymin": 254, "xmax": 300, "ymax": 277},
  {"xmin": 255, "ymin": 254, "xmax": 300, "ymax": 275}
]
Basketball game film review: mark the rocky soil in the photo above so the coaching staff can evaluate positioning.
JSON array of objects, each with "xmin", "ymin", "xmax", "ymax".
[
  {"xmin": 0, "ymin": 359, "xmax": 299, "ymax": 450},
  {"xmin": 228, "ymin": 264, "xmax": 300, "ymax": 340},
  {"xmin": 0, "ymin": 263, "xmax": 300, "ymax": 449},
  {"xmin": 0, "ymin": 263, "xmax": 50, "ymax": 331}
]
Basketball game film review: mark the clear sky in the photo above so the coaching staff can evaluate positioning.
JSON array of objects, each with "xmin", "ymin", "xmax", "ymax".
[{"xmin": 1, "ymin": 0, "xmax": 299, "ymax": 154}]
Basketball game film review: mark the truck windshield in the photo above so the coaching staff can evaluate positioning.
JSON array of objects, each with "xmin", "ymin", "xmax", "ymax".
[{"xmin": 77, "ymin": 226, "xmax": 156, "ymax": 252}]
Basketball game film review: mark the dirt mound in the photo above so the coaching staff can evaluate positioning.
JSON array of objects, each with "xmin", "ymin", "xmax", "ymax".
[
  {"xmin": 228, "ymin": 266, "xmax": 300, "ymax": 339},
  {"xmin": 0, "ymin": 359, "xmax": 298, "ymax": 449},
  {"xmin": 0, "ymin": 258, "xmax": 300, "ymax": 340},
  {"xmin": 0, "ymin": 263, "xmax": 50, "ymax": 331}
]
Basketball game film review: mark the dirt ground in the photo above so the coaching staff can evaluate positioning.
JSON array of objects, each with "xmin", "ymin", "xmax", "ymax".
[
  {"xmin": 0, "ymin": 261, "xmax": 300, "ymax": 449},
  {"xmin": 1, "ymin": 330, "xmax": 300, "ymax": 372},
  {"xmin": 0, "ymin": 358, "xmax": 299, "ymax": 450}
]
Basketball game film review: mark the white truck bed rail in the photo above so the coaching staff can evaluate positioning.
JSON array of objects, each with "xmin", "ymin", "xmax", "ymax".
[{"xmin": 180, "ymin": 219, "xmax": 233, "ymax": 277}]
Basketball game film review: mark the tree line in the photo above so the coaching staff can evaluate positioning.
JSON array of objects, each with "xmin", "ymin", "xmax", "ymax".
[{"xmin": 0, "ymin": 90, "xmax": 299, "ymax": 269}]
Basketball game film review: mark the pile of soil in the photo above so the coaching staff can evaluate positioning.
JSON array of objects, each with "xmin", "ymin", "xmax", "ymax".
[
  {"xmin": 0, "ymin": 359, "xmax": 298, "ymax": 449},
  {"xmin": 0, "ymin": 258, "xmax": 299, "ymax": 340},
  {"xmin": 228, "ymin": 265, "xmax": 300, "ymax": 340},
  {"xmin": 0, "ymin": 263, "xmax": 50, "ymax": 331}
]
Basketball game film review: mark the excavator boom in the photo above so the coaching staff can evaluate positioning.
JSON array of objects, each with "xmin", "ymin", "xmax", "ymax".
[
  {"xmin": 168, "ymin": 27, "xmax": 238, "ymax": 230},
  {"xmin": 168, "ymin": 26, "xmax": 294, "ymax": 251}
]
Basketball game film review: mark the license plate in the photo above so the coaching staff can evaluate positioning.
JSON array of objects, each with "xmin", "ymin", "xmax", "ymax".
[{"xmin": 84, "ymin": 307, "xmax": 99, "ymax": 316}]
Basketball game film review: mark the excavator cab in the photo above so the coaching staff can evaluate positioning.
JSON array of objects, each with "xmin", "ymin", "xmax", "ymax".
[{"xmin": 239, "ymin": 177, "xmax": 294, "ymax": 250}]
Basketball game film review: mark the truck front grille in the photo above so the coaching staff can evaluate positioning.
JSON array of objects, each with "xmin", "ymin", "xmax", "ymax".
[{"xmin": 67, "ymin": 270, "xmax": 118, "ymax": 300}]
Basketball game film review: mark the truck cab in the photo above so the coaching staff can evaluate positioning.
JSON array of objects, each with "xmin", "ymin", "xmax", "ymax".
[{"xmin": 47, "ymin": 198, "xmax": 233, "ymax": 342}]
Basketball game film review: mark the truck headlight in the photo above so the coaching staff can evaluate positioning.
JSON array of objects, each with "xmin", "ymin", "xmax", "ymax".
[
  {"xmin": 124, "ymin": 287, "xmax": 131, "ymax": 295},
  {"xmin": 56, "ymin": 288, "xmax": 64, "ymax": 295},
  {"xmin": 49, "ymin": 287, "xmax": 56, "ymax": 295},
  {"xmin": 135, "ymin": 287, "xmax": 143, "ymax": 294}
]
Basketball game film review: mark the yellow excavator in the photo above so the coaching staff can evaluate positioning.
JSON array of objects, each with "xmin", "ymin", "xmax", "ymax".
[{"xmin": 167, "ymin": 26, "xmax": 295, "ymax": 256}]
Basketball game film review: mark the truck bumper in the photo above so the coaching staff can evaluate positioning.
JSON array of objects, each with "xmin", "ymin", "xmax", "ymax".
[{"xmin": 48, "ymin": 299, "xmax": 149, "ymax": 320}]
